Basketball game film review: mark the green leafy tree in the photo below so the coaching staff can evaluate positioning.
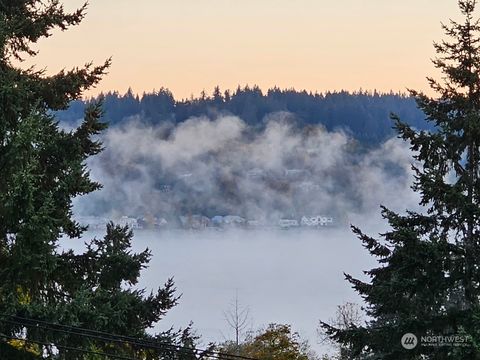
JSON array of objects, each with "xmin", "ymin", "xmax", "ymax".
[
  {"xmin": 321, "ymin": 1, "xmax": 480, "ymax": 358},
  {"xmin": 220, "ymin": 323, "xmax": 317, "ymax": 360},
  {"xmin": 0, "ymin": 1, "xmax": 184, "ymax": 358}
]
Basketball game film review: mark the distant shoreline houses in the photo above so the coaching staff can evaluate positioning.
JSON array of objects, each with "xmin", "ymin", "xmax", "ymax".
[
  {"xmin": 74, "ymin": 165, "xmax": 345, "ymax": 233},
  {"xmin": 75, "ymin": 214, "xmax": 337, "ymax": 231}
]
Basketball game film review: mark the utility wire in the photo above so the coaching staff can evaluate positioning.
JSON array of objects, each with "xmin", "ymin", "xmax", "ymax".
[
  {"xmin": 7, "ymin": 314, "xmax": 201, "ymax": 351},
  {"xmin": 1, "ymin": 314, "xmax": 259, "ymax": 360},
  {"xmin": 3, "ymin": 317, "xmax": 202, "ymax": 359},
  {"xmin": 0, "ymin": 333, "xmax": 140, "ymax": 360},
  {"xmin": 4, "ymin": 316, "xmax": 218, "ymax": 359}
]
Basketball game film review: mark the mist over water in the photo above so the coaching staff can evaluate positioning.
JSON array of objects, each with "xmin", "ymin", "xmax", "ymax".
[
  {"xmin": 73, "ymin": 113, "xmax": 420, "ymax": 223},
  {"xmin": 64, "ymin": 113, "xmax": 425, "ymax": 354},
  {"xmin": 62, "ymin": 213, "xmax": 419, "ymax": 355},
  {"xmin": 62, "ymin": 227, "xmax": 377, "ymax": 354}
]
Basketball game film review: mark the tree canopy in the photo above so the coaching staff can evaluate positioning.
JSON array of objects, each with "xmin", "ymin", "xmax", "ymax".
[
  {"xmin": 0, "ymin": 1, "xmax": 186, "ymax": 358},
  {"xmin": 321, "ymin": 1, "xmax": 480, "ymax": 358},
  {"xmin": 56, "ymin": 87, "xmax": 428, "ymax": 145},
  {"xmin": 220, "ymin": 324, "xmax": 315, "ymax": 360}
]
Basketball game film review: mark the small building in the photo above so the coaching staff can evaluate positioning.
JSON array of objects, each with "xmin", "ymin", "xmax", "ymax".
[
  {"xmin": 284, "ymin": 169, "xmax": 311, "ymax": 180},
  {"xmin": 301, "ymin": 216, "xmax": 334, "ymax": 227},
  {"xmin": 223, "ymin": 215, "xmax": 246, "ymax": 226},
  {"xmin": 138, "ymin": 216, "xmax": 169, "ymax": 229},
  {"xmin": 246, "ymin": 219, "xmax": 266, "ymax": 228},
  {"xmin": 179, "ymin": 215, "xmax": 211, "ymax": 229},
  {"xmin": 246, "ymin": 168, "xmax": 264, "ymax": 180},
  {"xmin": 278, "ymin": 219, "xmax": 299, "ymax": 229},
  {"xmin": 157, "ymin": 218, "xmax": 169, "ymax": 227},
  {"xmin": 211, "ymin": 216, "xmax": 225, "ymax": 227},
  {"xmin": 118, "ymin": 216, "xmax": 140, "ymax": 229},
  {"xmin": 159, "ymin": 185, "xmax": 173, "ymax": 193},
  {"xmin": 296, "ymin": 181, "xmax": 321, "ymax": 192},
  {"xmin": 76, "ymin": 216, "xmax": 108, "ymax": 230}
]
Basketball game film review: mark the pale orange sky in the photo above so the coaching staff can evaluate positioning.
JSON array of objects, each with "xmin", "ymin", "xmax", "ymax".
[{"xmin": 22, "ymin": 0, "xmax": 461, "ymax": 99}]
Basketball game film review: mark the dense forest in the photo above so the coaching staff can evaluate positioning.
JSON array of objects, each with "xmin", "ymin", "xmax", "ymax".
[{"xmin": 57, "ymin": 86, "xmax": 429, "ymax": 144}]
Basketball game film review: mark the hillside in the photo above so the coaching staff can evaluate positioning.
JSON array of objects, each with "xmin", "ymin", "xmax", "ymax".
[{"xmin": 57, "ymin": 87, "xmax": 430, "ymax": 144}]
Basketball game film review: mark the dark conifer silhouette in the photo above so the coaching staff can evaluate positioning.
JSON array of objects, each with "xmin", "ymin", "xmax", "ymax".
[
  {"xmin": 321, "ymin": 1, "xmax": 480, "ymax": 358},
  {"xmin": 0, "ymin": 1, "xmax": 190, "ymax": 358}
]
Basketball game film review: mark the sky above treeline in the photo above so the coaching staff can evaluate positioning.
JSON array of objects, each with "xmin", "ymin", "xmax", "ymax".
[{"xmin": 23, "ymin": 0, "xmax": 461, "ymax": 99}]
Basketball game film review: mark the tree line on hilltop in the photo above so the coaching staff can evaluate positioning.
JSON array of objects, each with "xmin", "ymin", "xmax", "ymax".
[{"xmin": 57, "ymin": 87, "xmax": 430, "ymax": 144}]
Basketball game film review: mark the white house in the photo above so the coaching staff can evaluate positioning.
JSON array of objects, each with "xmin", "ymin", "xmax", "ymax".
[
  {"xmin": 278, "ymin": 219, "xmax": 299, "ymax": 229},
  {"xmin": 179, "ymin": 215, "xmax": 211, "ymax": 229},
  {"xmin": 301, "ymin": 216, "xmax": 334, "ymax": 227},
  {"xmin": 247, "ymin": 168, "xmax": 264, "ymax": 179},
  {"xmin": 118, "ymin": 216, "xmax": 140, "ymax": 229},
  {"xmin": 247, "ymin": 219, "xmax": 266, "ymax": 227},
  {"xmin": 76, "ymin": 216, "xmax": 108, "ymax": 230},
  {"xmin": 296, "ymin": 182, "xmax": 321, "ymax": 192},
  {"xmin": 223, "ymin": 215, "xmax": 246, "ymax": 226}
]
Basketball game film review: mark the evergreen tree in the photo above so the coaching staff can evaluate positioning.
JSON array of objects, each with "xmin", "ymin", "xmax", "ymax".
[
  {"xmin": 0, "ymin": 1, "xmax": 182, "ymax": 358},
  {"xmin": 212, "ymin": 86, "xmax": 224, "ymax": 105},
  {"xmin": 321, "ymin": 1, "xmax": 480, "ymax": 358}
]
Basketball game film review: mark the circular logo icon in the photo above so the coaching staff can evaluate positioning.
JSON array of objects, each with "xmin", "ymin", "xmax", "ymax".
[{"xmin": 401, "ymin": 333, "xmax": 418, "ymax": 350}]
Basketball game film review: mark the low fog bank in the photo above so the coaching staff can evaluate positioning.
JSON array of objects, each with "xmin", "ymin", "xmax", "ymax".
[
  {"xmin": 63, "ymin": 207, "xmax": 420, "ymax": 354},
  {"xmin": 72, "ymin": 112, "xmax": 421, "ymax": 228},
  {"xmin": 61, "ymin": 227, "xmax": 379, "ymax": 354},
  {"xmin": 63, "ymin": 112, "xmax": 425, "ymax": 354}
]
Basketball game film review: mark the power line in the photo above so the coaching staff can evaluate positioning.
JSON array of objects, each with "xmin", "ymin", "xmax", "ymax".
[
  {"xmin": 3, "ymin": 317, "xmax": 202, "ymax": 359},
  {"xmin": 4, "ymin": 316, "xmax": 217, "ymax": 358},
  {"xmin": 0, "ymin": 314, "xmax": 259, "ymax": 360},
  {"xmin": 3, "ymin": 316, "xmax": 180, "ymax": 351},
  {"xmin": 0, "ymin": 334, "xmax": 140, "ymax": 360}
]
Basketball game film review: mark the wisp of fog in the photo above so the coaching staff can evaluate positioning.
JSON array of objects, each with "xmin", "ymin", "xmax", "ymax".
[{"xmin": 63, "ymin": 112, "xmax": 423, "ymax": 354}]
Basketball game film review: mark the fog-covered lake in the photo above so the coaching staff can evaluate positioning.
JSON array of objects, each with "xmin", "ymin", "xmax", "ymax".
[
  {"xmin": 65, "ymin": 112, "xmax": 423, "ymax": 354},
  {"xmin": 63, "ymin": 226, "xmax": 379, "ymax": 354}
]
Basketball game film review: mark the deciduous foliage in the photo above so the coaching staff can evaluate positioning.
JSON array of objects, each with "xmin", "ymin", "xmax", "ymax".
[
  {"xmin": 220, "ymin": 324, "xmax": 316, "ymax": 360},
  {"xmin": 321, "ymin": 1, "xmax": 480, "ymax": 358},
  {"xmin": 0, "ymin": 1, "xmax": 183, "ymax": 358}
]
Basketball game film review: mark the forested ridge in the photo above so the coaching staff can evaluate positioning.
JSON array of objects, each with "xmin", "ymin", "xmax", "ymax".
[{"xmin": 58, "ymin": 87, "xmax": 430, "ymax": 144}]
